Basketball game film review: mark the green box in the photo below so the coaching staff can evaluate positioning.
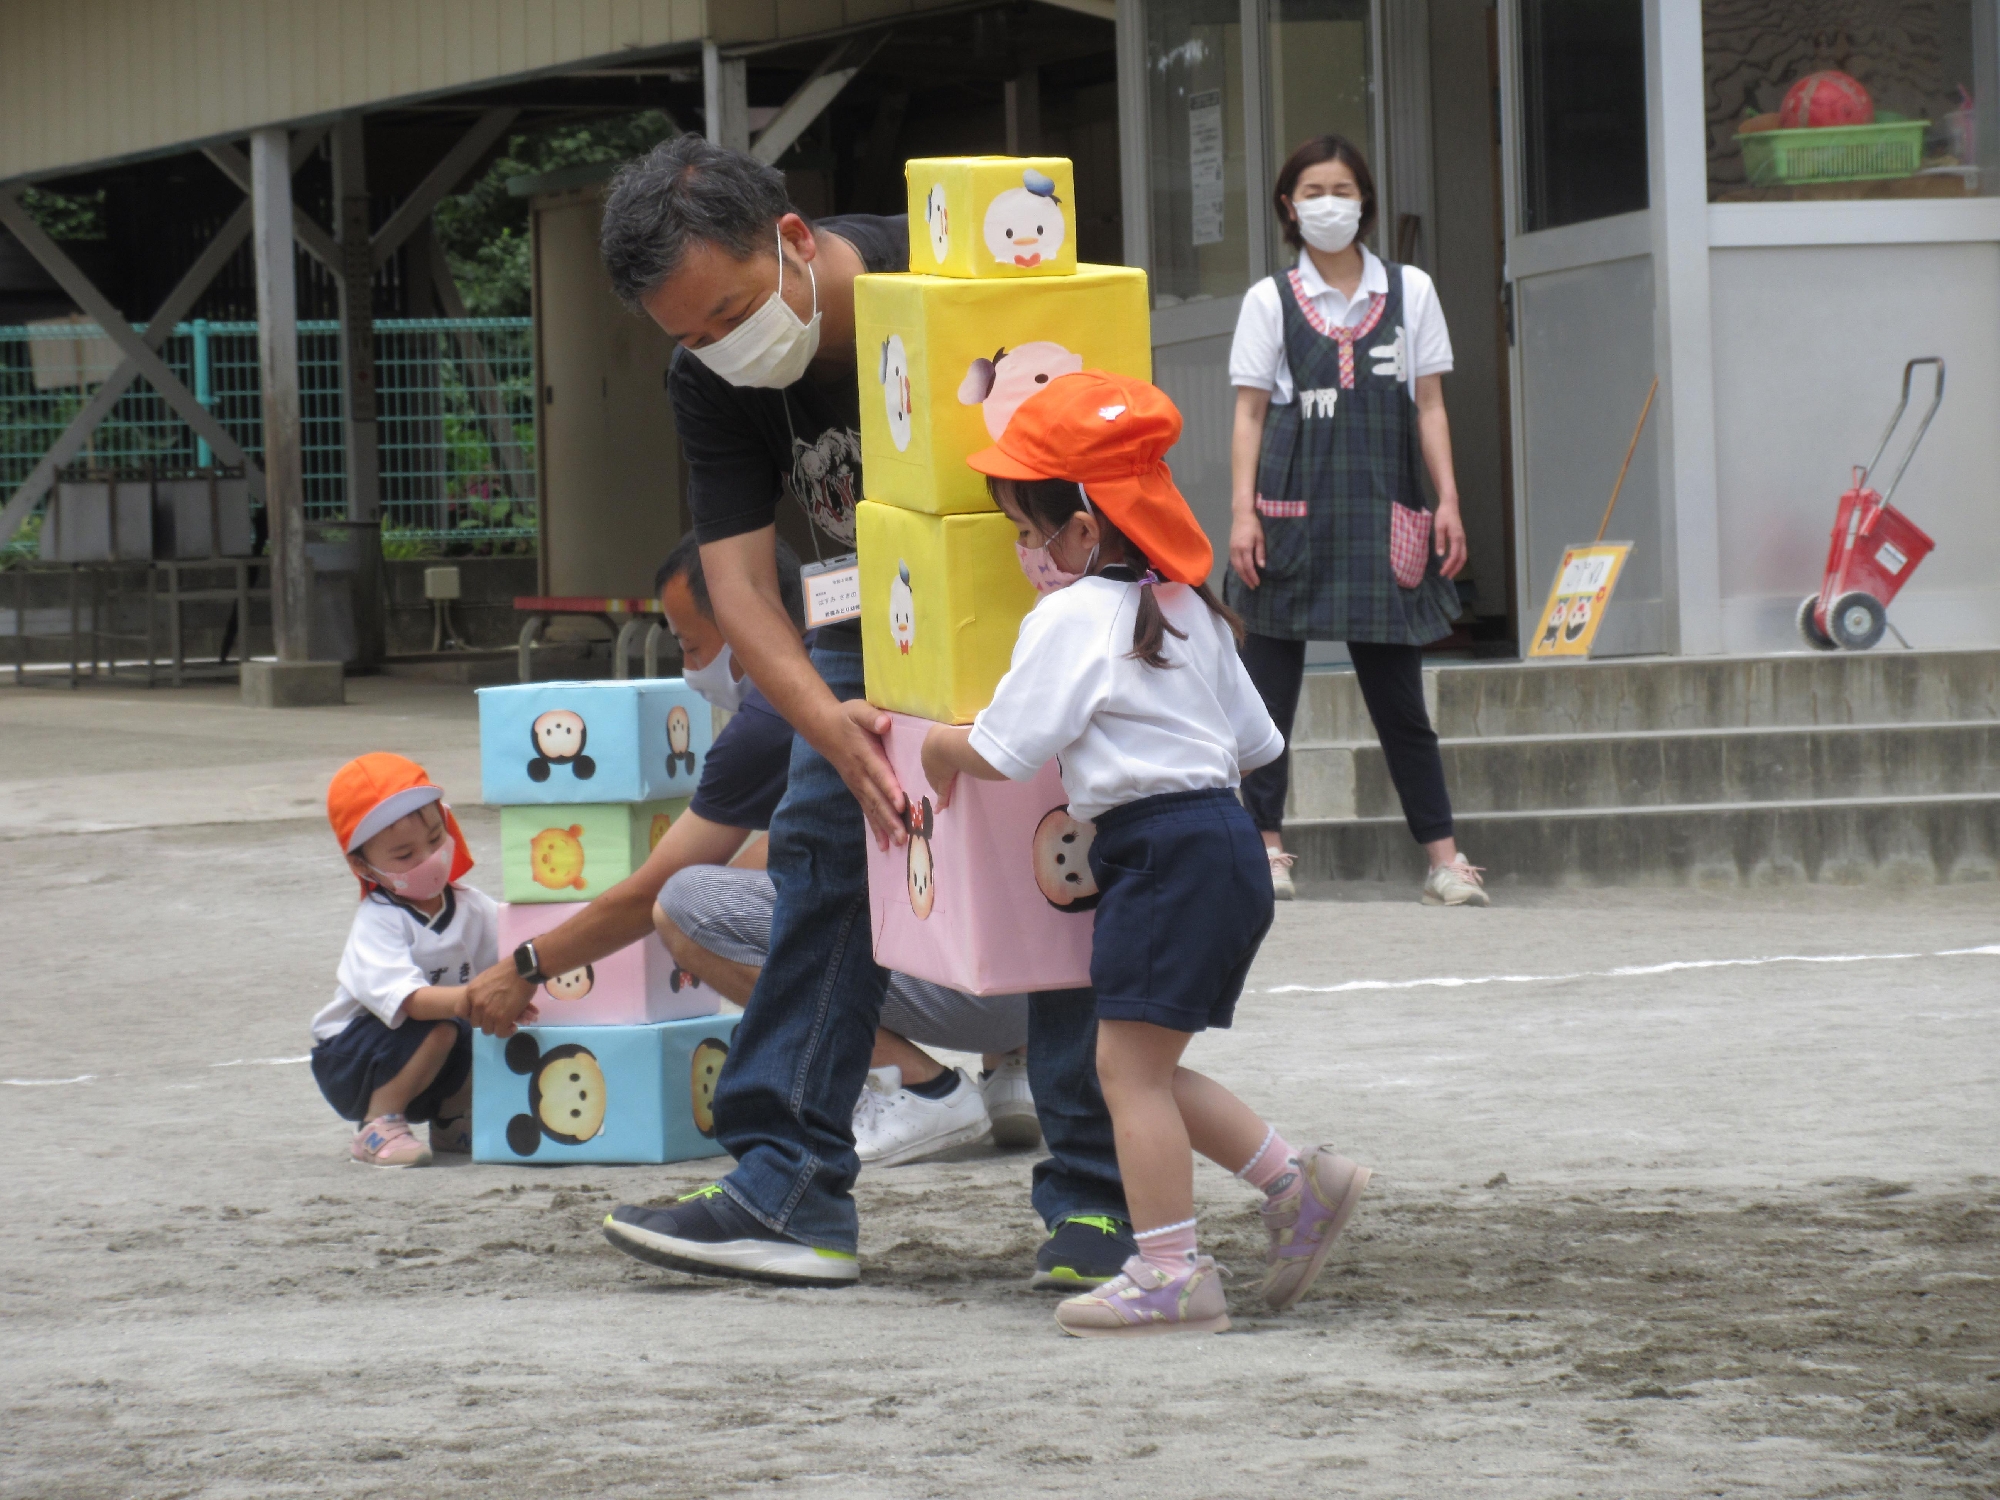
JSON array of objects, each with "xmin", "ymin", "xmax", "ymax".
[
  {"xmin": 1736, "ymin": 119, "xmax": 1927, "ymax": 187},
  {"xmin": 500, "ymin": 800, "xmax": 688, "ymax": 903}
]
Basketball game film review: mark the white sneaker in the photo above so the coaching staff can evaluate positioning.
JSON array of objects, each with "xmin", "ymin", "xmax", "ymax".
[
  {"xmin": 980, "ymin": 1054, "xmax": 1041, "ymax": 1149},
  {"xmin": 852, "ymin": 1067, "xmax": 991, "ymax": 1167},
  {"xmin": 1422, "ymin": 855, "xmax": 1490, "ymax": 907},
  {"xmin": 1267, "ymin": 847, "xmax": 1297, "ymax": 901}
]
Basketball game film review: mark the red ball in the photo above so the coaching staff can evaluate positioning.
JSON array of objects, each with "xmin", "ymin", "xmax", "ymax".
[{"xmin": 1780, "ymin": 70, "xmax": 1874, "ymax": 128}]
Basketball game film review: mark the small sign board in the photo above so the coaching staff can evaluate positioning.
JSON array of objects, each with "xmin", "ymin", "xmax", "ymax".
[
  {"xmin": 802, "ymin": 552, "xmax": 861, "ymax": 628},
  {"xmin": 1529, "ymin": 543, "xmax": 1632, "ymax": 658}
]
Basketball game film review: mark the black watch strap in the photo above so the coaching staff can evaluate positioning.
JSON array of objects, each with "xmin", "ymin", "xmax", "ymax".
[{"xmin": 513, "ymin": 940, "xmax": 546, "ymax": 984}]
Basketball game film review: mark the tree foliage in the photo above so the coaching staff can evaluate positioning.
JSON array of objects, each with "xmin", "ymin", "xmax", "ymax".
[{"xmin": 435, "ymin": 110, "xmax": 679, "ymax": 315}]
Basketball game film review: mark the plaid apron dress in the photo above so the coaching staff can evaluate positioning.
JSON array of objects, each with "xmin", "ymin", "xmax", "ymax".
[{"xmin": 1224, "ymin": 262, "xmax": 1459, "ymax": 646}]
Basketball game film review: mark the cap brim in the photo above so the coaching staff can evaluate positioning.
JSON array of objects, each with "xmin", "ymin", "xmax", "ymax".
[
  {"xmin": 964, "ymin": 441, "xmax": 1054, "ymax": 482},
  {"xmin": 348, "ymin": 784, "xmax": 443, "ymax": 851}
]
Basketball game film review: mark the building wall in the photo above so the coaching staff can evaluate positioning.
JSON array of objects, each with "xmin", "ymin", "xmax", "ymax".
[
  {"xmin": 1709, "ymin": 240, "xmax": 2000, "ymax": 653},
  {"xmin": 0, "ymin": 0, "xmax": 965, "ymax": 183}
]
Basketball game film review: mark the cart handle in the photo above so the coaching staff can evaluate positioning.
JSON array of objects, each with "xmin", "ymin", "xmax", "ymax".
[{"xmin": 1859, "ymin": 357, "xmax": 1946, "ymax": 507}]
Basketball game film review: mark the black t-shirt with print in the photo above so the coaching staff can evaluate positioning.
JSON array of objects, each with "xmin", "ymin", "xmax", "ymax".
[{"xmin": 668, "ymin": 213, "xmax": 909, "ymax": 651}]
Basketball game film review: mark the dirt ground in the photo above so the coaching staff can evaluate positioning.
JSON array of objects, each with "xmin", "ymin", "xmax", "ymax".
[{"xmin": 2, "ymin": 679, "xmax": 1997, "ymax": 1499}]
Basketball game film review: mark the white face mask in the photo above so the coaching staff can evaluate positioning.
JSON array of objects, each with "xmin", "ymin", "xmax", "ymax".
[
  {"xmin": 1293, "ymin": 194, "xmax": 1363, "ymax": 254},
  {"xmin": 682, "ymin": 641, "xmax": 749, "ymax": 712},
  {"xmin": 688, "ymin": 227, "xmax": 822, "ymax": 389}
]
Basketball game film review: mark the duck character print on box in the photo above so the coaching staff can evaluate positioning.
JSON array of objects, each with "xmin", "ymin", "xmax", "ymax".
[
  {"xmin": 471, "ymin": 1015, "xmax": 741, "ymax": 1165},
  {"xmin": 857, "ymin": 501, "xmax": 1036, "ymax": 725},
  {"xmin": 904, "ymin": 157, "xmax": 1077, "ymax": 279},
  {"xmin": 854, "ymin": 262, "xmax": 1149, "ymax": 515},
  {"xmin": 863, "ymin": 711, "xmax": 1093, "ymax": 996},
  {"xmin": 477, "ymin": 680, "xmax": 712, "ymax": 806},
  {"xmin": 500, "ymin": 799, "xmax": 689, "ymax": 903},
  {"xmin": 497, "ymin": 901, "xmax": 721, "ymax": 1026}
]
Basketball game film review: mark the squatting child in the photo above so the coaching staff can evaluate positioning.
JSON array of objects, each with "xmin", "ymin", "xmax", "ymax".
[
  {"xmin": 312, "ymin": 753, "xmax": 518, "ymax": 1168},
  {"xmin": 908, "ymin": 370, "xmax": 1372, "ymax": 1336}
]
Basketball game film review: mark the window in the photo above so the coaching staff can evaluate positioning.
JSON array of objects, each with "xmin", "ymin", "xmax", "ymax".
[
  {"xmin": 1519, "ymin": 0, "xmax": 1651, "ymax": 231},
  {"xmin": 1704, "ymin": 0, "xmax": 1997, "ymax": 201},
  {"xmin": 1268, "ymin": 0, "xmax": 1377, "ymax": 258},
  {"xmin": 1145, "ymin": 0, "xmax": 1250, "ymax": 305}
]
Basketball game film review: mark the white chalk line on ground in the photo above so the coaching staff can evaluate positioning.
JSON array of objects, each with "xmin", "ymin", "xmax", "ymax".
[
  {"xmin": 1258, "ymin": 944, "xmax": 2000, "ymax": 995},
  {"xmin": 4, "ymin": 1056, "xmax": 309, "ymax": 1088},
  {"xmin": 6, "ymin": 950, "xmax": 1995, "ymax": 1086}
]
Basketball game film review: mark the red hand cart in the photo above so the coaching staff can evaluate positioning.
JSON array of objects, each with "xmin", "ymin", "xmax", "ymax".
[{"xmin": 1797, "ymin": 357, "xmax": 1945, "ymax": 651}]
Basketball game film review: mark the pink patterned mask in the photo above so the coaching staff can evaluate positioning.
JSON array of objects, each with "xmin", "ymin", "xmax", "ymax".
[
  {"xmin": 368, "ymin": 838, "xmax": 454, "ymax": 902},
  {"xmin": 1015, "ymin": 539, "xmax": 1084, "ymax": 594}
]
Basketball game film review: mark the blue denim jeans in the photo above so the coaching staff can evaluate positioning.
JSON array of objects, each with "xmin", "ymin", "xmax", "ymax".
[{"xmin": 713, "ymin": 644, "xmax": 1126, "ymax": 1252}]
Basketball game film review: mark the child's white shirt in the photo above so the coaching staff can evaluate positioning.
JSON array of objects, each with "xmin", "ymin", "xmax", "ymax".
[
  {"xmin": 311, "ymin": 884, "xmax": 499, "ymax": 1042},
  {"xmin": 969, "ymin": 577, "xmax": 1284, "ymax": 821}
]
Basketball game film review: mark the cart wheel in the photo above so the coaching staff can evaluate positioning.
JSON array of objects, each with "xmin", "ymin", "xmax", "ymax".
[
  {"xmin": 1828, "ymin": 591, "xmax": 1887, "ymax": 651},
  {"xmin": 1796, "ymin": 594, "xmax": 1837, "ymax": 651}
]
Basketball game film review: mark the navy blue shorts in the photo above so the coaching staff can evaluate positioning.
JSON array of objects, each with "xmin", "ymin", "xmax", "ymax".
[
  {"xmin": 1087, "ymin": 787, "xmax": 1276, "ymax": 1033},
  {"xmin": 310, "ymin": 1013, "xmax": 472, "ymax": 1124}
]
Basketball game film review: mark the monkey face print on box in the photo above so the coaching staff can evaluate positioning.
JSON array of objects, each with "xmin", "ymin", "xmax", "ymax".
[
  {"xmin": 863, "ymin": 711, "xmax": 1093, "ymax": 997},
  {"xmin": 853, "ymin": 263, "xmax": 1150, "ymax": 516},
  {"xmin": 902, "ymin": 156, "xmax": 1077, "ymax": 280},
  {"xmin": 471, "ymin": 1015, "xmax": 741, "ymax": 1165},
  {"xmin": 478, "ymin": 681, "xmax": 712, "ymax": 806},
  {"xmin": 857, "ymin": 502, "xmax": 1036, "ymax": 725}
]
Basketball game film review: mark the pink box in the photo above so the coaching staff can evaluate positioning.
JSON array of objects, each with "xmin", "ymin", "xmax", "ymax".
[
  {"xmin": 865, "ymin": 711, "xmax": 1095, "ymax": 996},
  {"xmin": 497, "ymin": 901, "xmax": 722, "ymax": 1026}
]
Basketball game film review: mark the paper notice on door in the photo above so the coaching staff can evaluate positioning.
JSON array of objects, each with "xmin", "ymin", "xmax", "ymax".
[{"xmin": 1188, "ymin": 89, "xmax": 1225, "ymax": 247}]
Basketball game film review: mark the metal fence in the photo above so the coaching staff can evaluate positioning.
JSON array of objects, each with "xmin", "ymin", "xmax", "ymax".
[{"xmin": 0, "ymin": 317, "xmax": 536, "ymax": 553}]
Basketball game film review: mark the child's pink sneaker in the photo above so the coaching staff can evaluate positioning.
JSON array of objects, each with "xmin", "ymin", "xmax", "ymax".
[
  {"xmin": 429, "ymin": 1114, "xmax": 471, "ymax": 1155},
  {"xmin": 1260, "ymin": 1146, "xmax": 1370, "ymax": 1310},
  {"xmin": 352, "ymin": 1114, "xmax": 432, "ymax": 1168},
  {"xmin": 1054, "ymin": 1254, "xmax": 1230, "ymax": 1337}
]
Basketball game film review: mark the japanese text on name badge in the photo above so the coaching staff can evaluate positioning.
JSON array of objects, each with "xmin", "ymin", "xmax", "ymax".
[{"xmin": 803, "ymin": 554, "xmax": 861, "ymax": 628}]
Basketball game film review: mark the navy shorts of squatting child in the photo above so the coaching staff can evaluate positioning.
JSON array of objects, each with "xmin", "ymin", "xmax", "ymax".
[
  {"xmin": 311, "ymin": 1014, "xmax": 473, "ymax": 1124},
  {"xmin": 1086, "ymin": 787, "xmax": 1276, "ymax": 1033}
]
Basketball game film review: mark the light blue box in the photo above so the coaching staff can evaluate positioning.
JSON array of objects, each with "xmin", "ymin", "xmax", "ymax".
[
  {"xmin": 471, "ymin": 1015, "xmax": 740, "ymax": 1165},
  {"xmin": 477, "ymin": 679, "xmax": 714, "ymax": 806}
]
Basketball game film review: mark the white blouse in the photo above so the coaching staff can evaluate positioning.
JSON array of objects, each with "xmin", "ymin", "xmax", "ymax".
[{"xmin": 1228, "ymin": 246, "xmax": 1454, "ymax": 405}]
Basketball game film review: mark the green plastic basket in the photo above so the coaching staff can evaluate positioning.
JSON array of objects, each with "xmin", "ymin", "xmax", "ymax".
[{"xmin": 1736, "ymin": 119, "xmax": 1929, "ymax": 186}]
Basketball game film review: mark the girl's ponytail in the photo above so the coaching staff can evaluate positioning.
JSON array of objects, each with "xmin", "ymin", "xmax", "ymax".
[{"xmin": 1129, "ymin": 571, "xmax": 1185, "ymax": 669}]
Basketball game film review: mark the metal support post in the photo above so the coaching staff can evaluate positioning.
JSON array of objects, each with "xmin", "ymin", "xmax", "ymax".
[
  {"xmin": 250, "ymin": 127, "xmax": 311, "ymax": 665},
  {"xmin": 334, "ymin": 115, "xmax": 386, "ymax": 671}
]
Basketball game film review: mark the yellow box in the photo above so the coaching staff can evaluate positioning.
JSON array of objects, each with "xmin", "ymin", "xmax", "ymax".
[
  {"xmin": 907, "ymin": 157, "xmax": 1078, "ymax": 279},
  {"xmin": 858, "ymin": 264, "xmax": 1151, "ymax": 515},
  {"xmin": 858, "ymin": 501, "xmax": 1038, "ymax": 725}
]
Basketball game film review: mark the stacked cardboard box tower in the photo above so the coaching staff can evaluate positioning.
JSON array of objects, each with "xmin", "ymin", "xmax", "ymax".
[
  {"xmin": 855, "ymin": 156, "xmax": 1152, "ymax": 996},
  {"xmin": 469, "ymin": 680, "xmax": 739, "ymax": 1164}
]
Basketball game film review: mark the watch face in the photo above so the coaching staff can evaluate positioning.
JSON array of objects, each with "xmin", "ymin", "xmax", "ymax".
[{"xmin": 514, "ymin": 942, "xmax": 538, "ymax": 979}]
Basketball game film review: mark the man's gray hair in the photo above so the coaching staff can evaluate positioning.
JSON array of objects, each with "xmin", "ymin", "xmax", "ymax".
[{"xmin": 600, "ymin": 135, "xmax": 797, "ymax": 310}]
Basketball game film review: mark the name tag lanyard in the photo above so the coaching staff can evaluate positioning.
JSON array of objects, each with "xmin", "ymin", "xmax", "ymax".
[{"xmin": 781, "ymin": 390, "xmax": 861, "ymax": 627}]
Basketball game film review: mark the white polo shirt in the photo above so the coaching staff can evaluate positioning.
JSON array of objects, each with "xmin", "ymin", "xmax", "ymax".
[
  {"xmin": 1228, "ymin": 246, "xmax": 1454, "ymax": 405},
  {"xmin": 311, "ymin": 884, "xmax": 499, "ymax": 1042},
  {"xmin": 969, "ymin": 577, "xmax": 1284, "ymax": 823}
]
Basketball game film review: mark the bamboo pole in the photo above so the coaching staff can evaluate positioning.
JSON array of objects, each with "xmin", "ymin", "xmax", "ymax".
[{"xmin": 1596, "ymin": 376, "xmax": 1659, "ymax": 544}]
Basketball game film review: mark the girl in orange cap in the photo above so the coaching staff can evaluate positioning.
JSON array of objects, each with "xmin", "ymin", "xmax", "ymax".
[
  {"xmin": 313, "ymin": 753, "xmax": 513, "ymax": 1168},
  {"xmin": 908, "ymin": 370, "xmax": 1373, "ymax": 1337}
]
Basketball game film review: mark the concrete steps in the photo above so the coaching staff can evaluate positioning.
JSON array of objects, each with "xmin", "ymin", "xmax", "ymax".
[{"xmin": 1282, "ymin": 648, "xmax": 2000, "ymax": 887}]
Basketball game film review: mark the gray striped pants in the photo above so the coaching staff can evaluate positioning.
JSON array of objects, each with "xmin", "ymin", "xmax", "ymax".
[{"xmin": 658, "ymin": 865, "xmax": 1030, "ymax": 1057}]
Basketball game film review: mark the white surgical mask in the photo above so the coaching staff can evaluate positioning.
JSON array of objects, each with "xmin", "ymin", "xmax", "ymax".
[
  {"xmin": 1293, "ymin": 194, "xmax": 1363, "ymax": 254},
  {"xmin": 682, "ymin": 641, "xmax": 749, "ymax": 712},
  {"xmin": 688, "ymin": 227, "xmax": 821, "ymax": 388}
]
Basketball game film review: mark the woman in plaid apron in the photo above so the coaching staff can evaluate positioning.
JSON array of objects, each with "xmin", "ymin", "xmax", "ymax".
[{"xmin": 1224, "ymin": 135, "xmax": 1488, "ymax": 907}]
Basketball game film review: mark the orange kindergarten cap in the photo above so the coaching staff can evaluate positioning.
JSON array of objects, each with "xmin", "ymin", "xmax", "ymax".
[
  {"xmin": 327, "ymin": 752, "xmax": 474, "ymax": 895},
  {"xmin": 964, "ymin": 370, "xmax": 1214, "ymax": 586}
]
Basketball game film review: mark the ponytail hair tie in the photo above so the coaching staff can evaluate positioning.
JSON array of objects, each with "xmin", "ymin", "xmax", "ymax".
[{"xmin": 1137, "ymin": 570, "xmax": 1160, "ymax": 587}]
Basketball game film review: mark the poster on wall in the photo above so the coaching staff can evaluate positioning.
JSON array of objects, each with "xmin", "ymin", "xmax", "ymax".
[
  {"xmin": 1528, "ymin": 543, "xmax": 1632, "ymax": 658},
  {"xmin": 1187, "ymin": 89, "xmax": 1225, "ymax": 246}
]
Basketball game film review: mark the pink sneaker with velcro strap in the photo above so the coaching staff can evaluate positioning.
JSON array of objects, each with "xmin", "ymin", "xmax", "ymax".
[{"xmin": 351, "ymin": 1113, "xmax": 433, "ymax": 1168}]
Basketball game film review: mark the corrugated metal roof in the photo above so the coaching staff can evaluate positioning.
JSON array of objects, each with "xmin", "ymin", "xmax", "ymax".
[{"xmin": 0, "ymin": 0, "xmax": 970, "ymax": 183}]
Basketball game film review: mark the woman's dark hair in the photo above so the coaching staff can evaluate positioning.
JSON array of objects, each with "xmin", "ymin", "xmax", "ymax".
[
  {"xmin": 1272, "ymin": 134, "xmax": 1377, "ymax": 251},
  {"xmin": 990, "ymin": 477, "xmax": 1244, "ymax": 669}
]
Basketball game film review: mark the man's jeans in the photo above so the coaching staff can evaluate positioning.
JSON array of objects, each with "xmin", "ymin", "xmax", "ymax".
[{"xmin": 712, "ymin": 644, "xmax": 1127, "ymax": 1253}]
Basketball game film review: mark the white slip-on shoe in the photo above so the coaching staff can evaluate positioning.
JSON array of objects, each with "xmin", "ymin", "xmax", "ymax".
[
  {"xmin": 1422, "ymin": 855, "xmax": 1490, "ymax": 907},
  {"xmin": 1268, "ymin": 847, "xmax": 1298, "ymax": 901},
  {"xmin": 980, "ymin": 1054, "xmax": 1041, "ymax": 1149},
  {"xmin": 853, "ymin": 1068, "xmax": 990, "ymax": 1167}
]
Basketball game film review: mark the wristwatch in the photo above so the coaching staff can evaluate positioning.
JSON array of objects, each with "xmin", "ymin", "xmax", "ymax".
[{"xmin": 512, "ymin": 940, "xmax": 547, "ymax": 984}]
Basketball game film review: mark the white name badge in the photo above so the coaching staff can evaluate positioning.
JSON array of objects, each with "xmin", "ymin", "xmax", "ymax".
[{"xmin": 802, "ymin": 553, "xmax": 861, "ymax": 628}]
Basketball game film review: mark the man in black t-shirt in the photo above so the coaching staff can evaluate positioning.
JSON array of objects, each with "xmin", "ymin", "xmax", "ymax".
[{"xmin": 480, "ymin": 135, "xmax": 1130, "ymax": 1289}]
